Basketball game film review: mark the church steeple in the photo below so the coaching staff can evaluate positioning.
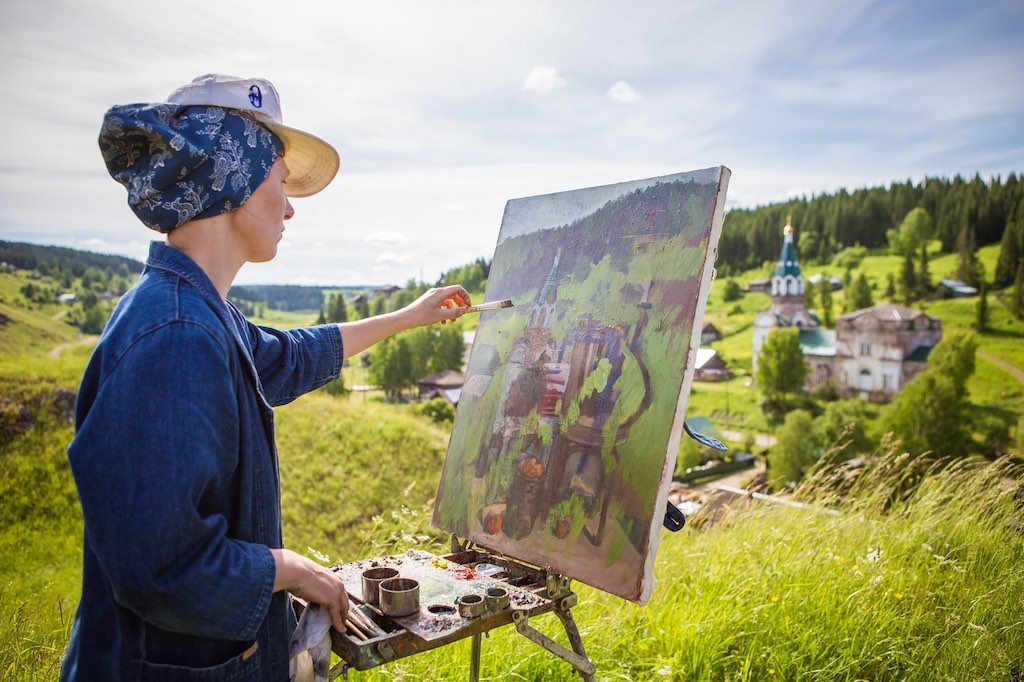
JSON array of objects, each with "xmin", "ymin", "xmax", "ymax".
[{"xmin": 771, "ymin": 216, "xmax": 804, "ymax": 298}]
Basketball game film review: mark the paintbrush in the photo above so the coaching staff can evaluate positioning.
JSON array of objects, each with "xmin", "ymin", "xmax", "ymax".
[
  {"xmin": 350, "ymin": 606, "xmax": 388, "ymax": 638},
  {"xmin": 463, "ymin": 299, "xmax": 514, "ymax": 313},
  {"xmin": 344, "ymin": 618, "xmax": 369, "ymax": 641}
]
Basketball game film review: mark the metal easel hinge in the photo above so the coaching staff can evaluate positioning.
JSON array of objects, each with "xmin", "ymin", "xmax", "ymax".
[{"xmin": 545, "ymin": 569, "xmax": 571, "ymax": 599}]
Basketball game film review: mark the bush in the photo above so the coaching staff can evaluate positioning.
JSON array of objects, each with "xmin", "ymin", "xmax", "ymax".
[
  {"xmin": 413, "ymin": 397, "xmax": 455, "ymax": 425},
  {"xmin": 833, "ymin": 244, "xmax": 867, "ymax": 269},
  {"xmin": 722, "ymin": 279, "xmax": 743, "ymax": 302}
]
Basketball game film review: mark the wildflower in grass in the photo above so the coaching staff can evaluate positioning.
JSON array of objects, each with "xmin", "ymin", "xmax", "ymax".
[
  {"xmin": 769, "ymin": 668, "xmax": 776, "ymax": 675},
  {"xmin": 770, "ymin": 595, "xmax": 779, "ymax": 603},
  {"xmin": 656, "ymin": 665, "xmax": 672, "ymax": 676},
  {"xmin": 866, "ymin": 547, "xmax": 882, "ymax": 563},
  {"xmin": 894, "ymin": 592, "xmax": 904, "ymax": 600},
  {"xmin": 853, "ymin": 564, "xmax": 861, "ymax": 573}
]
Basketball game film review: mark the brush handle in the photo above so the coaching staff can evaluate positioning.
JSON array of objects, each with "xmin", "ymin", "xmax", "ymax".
[{"xmin": 464, "ymin": 300, "xmax": 512, "ymax": 313}]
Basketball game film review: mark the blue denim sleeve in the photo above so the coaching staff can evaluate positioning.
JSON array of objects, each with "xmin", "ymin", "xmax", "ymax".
[
  {"xmin": 68, "ymin": 320, "xmax": 275, "ymax": 641},
  {"xmin": 240, "ymin": 319, "xmax": 343, "ymax": 406}
]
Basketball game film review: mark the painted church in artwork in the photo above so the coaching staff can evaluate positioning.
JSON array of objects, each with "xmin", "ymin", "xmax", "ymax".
[{"xmin": 751, "ymin": 218, "xmax": 942, "ymax": 402}]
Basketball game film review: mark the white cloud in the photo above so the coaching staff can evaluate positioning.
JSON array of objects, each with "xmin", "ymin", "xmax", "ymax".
[
  {"xmin": 607, "ymin": 81, "xmax": 641, "ymax": 103},
  {"xmin": 364, "ymin": 231, "xmax": 410, "ymax": 245},
  {"xmin": 522, "ymin": 66, "xmax": 566, "ymax": 93},
  {"xmin": 376, "ymin": 251, "xmax": 412, "ymax": 264}
]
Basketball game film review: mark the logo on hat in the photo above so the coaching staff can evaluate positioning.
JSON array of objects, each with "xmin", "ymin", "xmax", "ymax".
[{"xmin": 248, "ymin": 85, "xmax": 263, "ymax": 109}]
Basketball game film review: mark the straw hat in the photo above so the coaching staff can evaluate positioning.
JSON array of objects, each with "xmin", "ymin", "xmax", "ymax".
[{"xmin": 167, "ymin": 74, "xmax": 339, "ymax": 197}]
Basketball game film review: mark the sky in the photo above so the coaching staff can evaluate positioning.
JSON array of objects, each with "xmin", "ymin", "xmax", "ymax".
[{"xmin": 0, "ymin": 0, "xmax": 1021, "ymax": 286}]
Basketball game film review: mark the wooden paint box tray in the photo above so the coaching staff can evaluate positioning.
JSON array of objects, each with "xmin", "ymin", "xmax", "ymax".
[{"xmin": 328, "ymin": 547, "xmax": 583, "ymax": 673}]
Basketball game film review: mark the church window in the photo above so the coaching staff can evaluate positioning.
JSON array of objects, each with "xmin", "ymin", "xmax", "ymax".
[{"xmin": 860, "ymin": 342, "xmax": 871, "ymax": 356}]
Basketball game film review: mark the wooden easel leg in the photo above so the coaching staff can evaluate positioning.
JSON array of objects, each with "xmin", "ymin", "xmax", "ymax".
[{"xmin": 469, "ymin": 632, "xmax": 482, "ymax": 682}]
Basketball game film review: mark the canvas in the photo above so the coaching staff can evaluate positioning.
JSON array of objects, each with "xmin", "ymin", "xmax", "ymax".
[{"xmin": 432, "ymin": 167, "xmax": 730, "ymax": 603}]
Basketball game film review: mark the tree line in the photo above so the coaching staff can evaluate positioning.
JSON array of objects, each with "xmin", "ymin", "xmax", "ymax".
[
  {"xmin": 719, "ymin": 173, "xmax": 1023, "ymax": 278},
  {"xmin": 0, "ymin": 240, "xmax": 143, "ymax": 279}
]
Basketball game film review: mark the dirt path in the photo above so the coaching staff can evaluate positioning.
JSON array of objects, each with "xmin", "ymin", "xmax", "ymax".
[
  {"xmin": 720, "ymin": 428, "xmax": 776, "ymax": 448},
  {"xmin": 978, "ymin": 351, "xmax": 1024, "ymax": 385},
  {"xmin": 48, "ymin": 336, "xmax": 97, "ymax": 358}
]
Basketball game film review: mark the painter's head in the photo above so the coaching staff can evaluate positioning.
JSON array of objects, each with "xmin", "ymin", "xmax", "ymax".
[{"xmin": 98, "ymin": 74, "xmax": 339, "ymax": 232}]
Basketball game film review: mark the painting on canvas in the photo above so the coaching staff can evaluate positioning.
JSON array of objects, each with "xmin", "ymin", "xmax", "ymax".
[{"xmin": 432, "ymin": 167, "xmax": 730, "ymax": 603}]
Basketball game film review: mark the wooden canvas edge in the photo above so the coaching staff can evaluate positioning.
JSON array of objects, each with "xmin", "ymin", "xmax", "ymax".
[{"xmin": 635, "ymin": 165, "xmax": 732, "ymax": 604}]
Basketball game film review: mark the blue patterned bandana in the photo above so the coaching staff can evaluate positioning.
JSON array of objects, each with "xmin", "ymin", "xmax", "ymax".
[{"xmin": 99, "ymin": 104, "xmax": 283, "ymax": 232}]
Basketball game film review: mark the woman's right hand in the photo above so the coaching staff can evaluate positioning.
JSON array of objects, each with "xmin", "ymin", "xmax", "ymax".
[{"xmin": 271, "ymin": 548, "xmax": 349, "ymax": 633}]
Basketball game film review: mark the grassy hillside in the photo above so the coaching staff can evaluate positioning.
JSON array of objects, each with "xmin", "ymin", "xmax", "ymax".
[
  {"xmin": 1, "ymin": 248, "xmax": 1022, "ymax": 679},
  {"xmin": 5, "ymin": 362, "xmax": 1023, "ymax": 680}
]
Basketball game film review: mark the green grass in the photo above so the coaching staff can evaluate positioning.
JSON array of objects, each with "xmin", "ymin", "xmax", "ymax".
[
  {"xmin": 344, "ymin": 454, "xmax": 1024, "ymax": 681},
  {"xmin": 2, "ymin": 260, "xmax": 1023, "ymax": 679},
  {"xmin": 276, "ymin": 392, "xmax": 453, "ymax": 562},
  {"xmin": 6, "ymin": 362, "xmax": 1023, "ymax": 680}
]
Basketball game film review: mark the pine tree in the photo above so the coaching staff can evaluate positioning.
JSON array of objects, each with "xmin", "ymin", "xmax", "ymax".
[
  {"xmin": 355, "ymin": 296, "xmax": 370, "ymax": 320},
  {"xmin": 818, "ymin": 277, "xmax": 833, "ymax": 327},
  {"xmin": 956, "ymin": 224, "xmax": 983, "ymax": 287},
  {"xmin": 844, "ymin": 272, "xmax": 873, "ymax": 312},
  {"xmin": 975, "ymin": 280, "xmax": 988, "ymax": 332},
  {"xmin": 326, "ymin": 293, "xmax": 348, "ymax": 323},
  {"xmin": 899, "ymin": 251, "xmax": 917, "ymax": 304},
  {"xmin": 917, "ymin": 241, "xmax": 932, "ymax": 298},
  {"xmin": 994, "ymin": 197, "xmax": 1024, "ymax": 287},
  {"xmin": 1014, "ymin": 260, "xmax": 1024, "ymax": 319}
]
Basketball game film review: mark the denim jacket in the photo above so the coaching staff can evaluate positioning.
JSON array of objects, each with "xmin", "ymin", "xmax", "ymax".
[{"xmin": 61, "ymin": 242, "xmax": 343, "ymax": 681}]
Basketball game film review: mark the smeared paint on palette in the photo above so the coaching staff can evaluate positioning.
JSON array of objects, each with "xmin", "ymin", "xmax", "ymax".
[{"xmin": 331, "ymin": 549, "xmax": 546, "ymax": 641}]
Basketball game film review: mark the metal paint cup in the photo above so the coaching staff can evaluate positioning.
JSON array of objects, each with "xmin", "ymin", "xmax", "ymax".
[
  {"xmin": 379, "ymin": 577, "xmax": 420, "ymax": 617},
  {"xmin": 485, "ymin": 587, "xmax": 510, "ymax": 611},
  {"xmin": 458, "ymin": 593, "xmax": 485, "ymax": 618},
  {"xmin": 361, "ymin": 567, "xmax": 399, "ymax": 606}
]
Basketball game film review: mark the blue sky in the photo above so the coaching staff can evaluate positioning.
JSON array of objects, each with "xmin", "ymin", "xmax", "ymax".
[{"xmin": 0, "ymin": 0, "xmax": 1021, "ymax": 286}]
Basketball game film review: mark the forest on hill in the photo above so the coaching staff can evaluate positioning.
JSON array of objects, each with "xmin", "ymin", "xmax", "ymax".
[{"xmin": 720, "ymin": 173, "xmax": 1024, "ymax": 286}]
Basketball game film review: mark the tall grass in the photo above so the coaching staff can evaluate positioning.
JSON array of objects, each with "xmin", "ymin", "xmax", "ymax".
[
  {"xmin": 4, "ymin": 387, "xmax": 1023, "ymax": 680},
  {"xmin": 0, "ymin": 591, "xmax": 71, "ymax": 681},
  {"xmin": 344, "ymin": 453, "xmax": 1024, "ymax": 681}
]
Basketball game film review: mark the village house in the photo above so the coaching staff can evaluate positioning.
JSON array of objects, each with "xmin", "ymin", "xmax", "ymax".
[
  {"xmin": 752, "ymin": 218, "xmax": 941, "ymax": 402},
  {"xmin": 417, "ymin": 369, "xmax": 464, "ymax": 403},
  {"xmin": 694, "ymin": 348, "xmax": 732, "ymax": 382},
  {"xmin": 700, "ymin": 322, "xmax": 722, "ymax": 345}
]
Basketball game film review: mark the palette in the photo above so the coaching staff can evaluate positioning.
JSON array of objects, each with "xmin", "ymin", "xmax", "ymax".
[
  {"xmin": 327, "ymin": 547, "xmax": 586, "ymax": 675},
  {"xmin": 331, "ymin": 549, "xmax": 546, "ymax": 642}
]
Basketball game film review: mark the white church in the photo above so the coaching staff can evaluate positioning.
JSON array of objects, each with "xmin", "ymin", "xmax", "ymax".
[{"xmin": 751, "ymin": 218, "xmax": 942, "ymax": 402}]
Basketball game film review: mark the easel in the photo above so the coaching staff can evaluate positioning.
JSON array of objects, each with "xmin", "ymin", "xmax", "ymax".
[{"xmin": 328, "ymin": 536, "xmax": 596, "ymax": 681}]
